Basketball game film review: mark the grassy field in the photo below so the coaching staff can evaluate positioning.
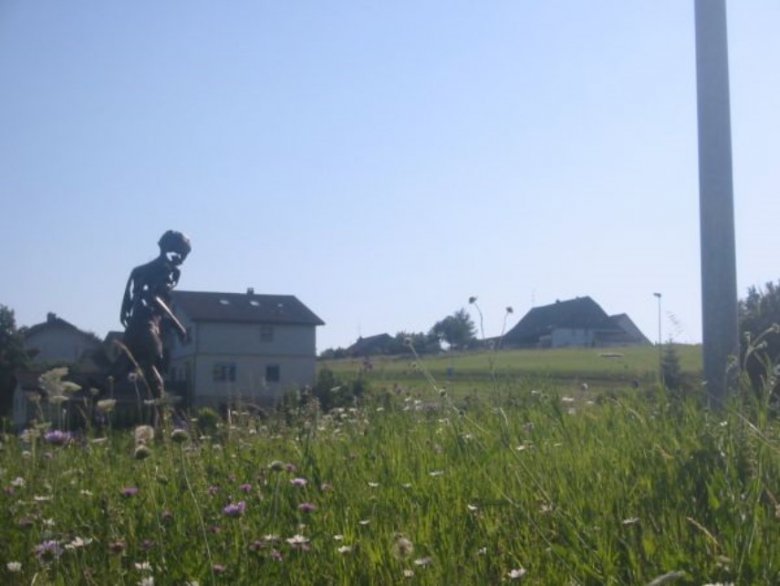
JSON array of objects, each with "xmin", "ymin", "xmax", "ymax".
[
  {"xmin": 321, "ymin": 344, "xmax": 703, "ymax": 397},
  {"xmin": 3, "ymin": 347, "xmax": 779, "ymax": 585}
]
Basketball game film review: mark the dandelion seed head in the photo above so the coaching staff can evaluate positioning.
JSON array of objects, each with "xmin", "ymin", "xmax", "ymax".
[
  {"xmin": 392, "ymin": 535, "xmax": 414, "ymax": 559},
  {"xmin": 134, "ymin": 445, "xmax": 152, "ymax": 460},
  {"xmin": 96, "ymin": 399, "xmax": 117, "ymax": 412},
  {"xmin": 170, "ymin": 428, "xmax": 189, "ymax": 443},
  {"xmin": 508, "ymin": 567, "xmax": 527, "ymax": 580},
  {"xmin": 286, "ymin": 534, "xmax": 310, "ymax": 550},
  {"xmin": 65, "ymin": 536, "xmax": 92, "ymax": 550},
  {"xmin": 134, "ymin": 425, "xmax": 155, "ymax": 446}
]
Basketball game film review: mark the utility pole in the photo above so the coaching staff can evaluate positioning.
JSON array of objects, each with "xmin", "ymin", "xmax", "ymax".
[{"xmin": 694, "ymin": 0, "xmax": 739, "ymax": 406}]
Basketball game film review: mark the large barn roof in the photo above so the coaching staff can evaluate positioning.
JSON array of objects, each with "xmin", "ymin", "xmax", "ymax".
[{"xmin": 503, "ymin": 296, "xmax": 617, "ymax": 345}]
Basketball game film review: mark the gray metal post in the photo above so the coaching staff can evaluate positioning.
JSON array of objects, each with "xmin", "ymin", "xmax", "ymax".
[{"xmin": 694, "ymin": 0, "xmax": 739, "ymax": 406}]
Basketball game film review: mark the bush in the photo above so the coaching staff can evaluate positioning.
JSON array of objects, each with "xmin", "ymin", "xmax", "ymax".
[
  {"xmin": 195, "ymin": 406, "xmax": 220, "ymax": 435},
  {"xmin": 311, "ymin": 367, "xmax": 367, "ymax": 412}
]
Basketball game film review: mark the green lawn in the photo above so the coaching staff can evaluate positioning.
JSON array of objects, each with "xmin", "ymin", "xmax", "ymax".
[{"xmin": 321, "ymin": 344, "xmax": 702, "ymax": 396}]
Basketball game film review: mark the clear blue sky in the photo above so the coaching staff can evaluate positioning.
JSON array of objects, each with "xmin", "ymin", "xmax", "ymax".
[{"xmin": 1, "ymin": 1, "xmax": 778, "ymax": 352}]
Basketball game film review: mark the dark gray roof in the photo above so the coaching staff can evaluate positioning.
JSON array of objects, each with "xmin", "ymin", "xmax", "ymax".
[
  {"xmin": 24, "ymin": 313, "xmax": 102, "ymax": 345},
  {"xmin": 504, "ymin": 296, "xmax": 618, "ymax": 345},
  {"xmin": 346, "ymin": 333, "xmax": 393, "ymax": 355},
  {"xmin": 171, "ymin": 290, "xmax": 324, "ymax": 326}
]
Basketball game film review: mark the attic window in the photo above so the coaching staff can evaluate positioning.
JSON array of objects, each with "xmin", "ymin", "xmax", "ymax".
[
  {"xmin": 250, "ymin": 300, "xmax": 260, "ymax": 307},
  {"xmin": 219, "ymin": 299, "xmax": 230, "ymax": 305}
]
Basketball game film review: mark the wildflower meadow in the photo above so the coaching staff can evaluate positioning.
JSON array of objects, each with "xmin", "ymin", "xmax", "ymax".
[{"xmin": 2, "ymin": 350, "xmax": 779, "ymax": 585}]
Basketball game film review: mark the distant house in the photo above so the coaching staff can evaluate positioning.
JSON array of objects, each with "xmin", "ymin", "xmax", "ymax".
[
  {"xmin": 23, "ymin": 313, "xmax": 102, "ymax": 366},
  {"xmin": 346, "ymin": 333, "xmax": 394, "ymax": 357},
  {"xmin": 14, "ymin": 313, "xmax": 107, "ymax": 427},
  {"xmin": 503, "ymin": 297, "xmax": 649, "ymax": 348},
  {"xmin": 168, "ymin": 289, "xmax": 325, "ymax": 409}
]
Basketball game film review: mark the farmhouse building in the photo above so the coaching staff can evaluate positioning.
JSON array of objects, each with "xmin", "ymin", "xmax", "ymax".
[
  {"xmin": 23, "ymin": 312, "xmax": 103, "ymax": 366},
  {"xmin": 13, "ymin": 313, "xmax": 110, "ymax": 427},
  {"xmin": 503, "ymin": 297, "xmax": 649, "ymax": 348},
  {"xmin": 167, "ymin": 289, "xmax": 324, "ymax": 409},
  {"xmin": 346, "ymin": 333, "xmax": 394, "ymax": 357}
]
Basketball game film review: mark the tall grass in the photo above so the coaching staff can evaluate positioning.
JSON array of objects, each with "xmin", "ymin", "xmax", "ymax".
[{"xmin": 2, "ymin": 377, "xmax": 778, "ymax": 584}]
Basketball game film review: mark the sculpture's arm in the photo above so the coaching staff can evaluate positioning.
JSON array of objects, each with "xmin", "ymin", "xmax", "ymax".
[{"xmin": 154, "ymin": 296, "xmax": 188, "ymax": 341}]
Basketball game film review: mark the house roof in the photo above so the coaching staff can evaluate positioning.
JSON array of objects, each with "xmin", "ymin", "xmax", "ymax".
[
  {"xmin": 504, "ymin": 297, "xmax": 618, "ymax": 344},
  {"xmin": 609, "ymin": 314, "xmax": 650, "ymax": 344},
  {"xmin": 346, "ymin": 333, "xmax": 393, "ymax": 355},
  {"xmin": 24, "ymin": 313, "xmax": 102, "ymax": 345},
  {"xmin": 171, "ymin": 290, "xmax": 325, "ymax": 326}
]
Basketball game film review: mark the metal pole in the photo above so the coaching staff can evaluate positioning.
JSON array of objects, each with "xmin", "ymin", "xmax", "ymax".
[{"xmin": 694, "ymin": 0, "xmax": 740, "ymax": 406}]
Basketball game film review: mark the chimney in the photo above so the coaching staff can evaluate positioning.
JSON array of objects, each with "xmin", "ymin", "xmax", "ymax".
[
  {"xmin": 247, "ymin": 287, "xmax": 255, "ymax": 295},
  {"xmin": 47, "ymin": 312, "xmax": 57, "ymax": 323}
]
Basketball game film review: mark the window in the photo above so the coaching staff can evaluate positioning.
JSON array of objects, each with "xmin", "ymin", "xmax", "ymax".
[
  {"xmin": 260, "ymin": 325, "xmax": 274, "ymax": 342},
  {"xmin": 213, "ymin": 363, "xmax": 236, "ymax": 382},
  {"xmin": 265, "ymin": 364, "xmax": 280, "ymax": 383}
]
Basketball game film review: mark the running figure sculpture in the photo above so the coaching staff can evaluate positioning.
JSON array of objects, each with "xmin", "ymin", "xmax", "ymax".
[{"xmin": 119, "ymin": 230, "xmax": 191, "ymax": 398}]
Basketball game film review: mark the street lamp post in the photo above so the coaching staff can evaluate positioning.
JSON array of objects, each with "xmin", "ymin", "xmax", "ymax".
[{"xmin": 653, "ymin": 292, "xmax": 663, "ymax": 384}]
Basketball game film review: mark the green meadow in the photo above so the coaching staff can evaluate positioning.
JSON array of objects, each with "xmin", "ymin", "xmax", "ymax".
[
  {"xmin": 2, "ymin": 346, "xmax": 779, "ymax": 585},
  {"xmin": 323, "ymin": 344, "xmax": 703, "ymax": 396}
]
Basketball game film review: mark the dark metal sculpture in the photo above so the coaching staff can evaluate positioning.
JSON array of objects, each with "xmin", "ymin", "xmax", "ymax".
[{"xmin": 119, "ymin": 230, "xmax": 191, "ymax": 399}]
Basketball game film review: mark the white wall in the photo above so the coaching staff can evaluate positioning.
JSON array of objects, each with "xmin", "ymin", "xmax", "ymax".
[
  {"xmin": 551, "ymin": 328, "xmax": 595, "ymax": 348},
  {"xmin": 25, "ymin": 329, "xmax": 100, "ymax": 364},
  {"xmin": 168, "ymin": 319, "xmax": 318, "ymax": 407}
]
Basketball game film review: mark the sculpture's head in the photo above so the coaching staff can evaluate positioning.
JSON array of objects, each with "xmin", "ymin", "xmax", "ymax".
[{"xmin": 158, "ymin": 230, "xmax": 191, "ymax": 265}]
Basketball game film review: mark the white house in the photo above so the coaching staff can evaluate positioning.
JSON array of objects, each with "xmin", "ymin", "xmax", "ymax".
[
  {"xmin": 13, "ymin": 313, "xmax": 105, "ymax": 428},
  {"xmin": 167, "ymin": 289, "xmax": 324, "ymax": 409},
  {"xmin": 24, "ymin": 313, "xmax": 102, "ymax": 366}
]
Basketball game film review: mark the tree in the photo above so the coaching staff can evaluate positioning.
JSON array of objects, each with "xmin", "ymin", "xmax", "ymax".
[
  {"xmin": 392, "ymin": 331, "xmax": 440, "ymax": 355},
  {"xmin": 430, "ymin": 309, "xmax": 477, "ymax": 351},
  {"xmin": 739, "ymin": 280, "xmax": 780, "ymax": 394},
  {"xmin": 661, "ymin": 342, "xmax": 684, "ymax": 391},
  {"xmin": 0, "ymin": 305, "xmax": 28, "ymax": 418}
]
